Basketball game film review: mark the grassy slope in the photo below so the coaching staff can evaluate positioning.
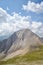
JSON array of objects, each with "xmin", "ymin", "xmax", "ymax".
[{"xmin": 0, "ymin": 45, "xmax": 43, "ymax": 65}]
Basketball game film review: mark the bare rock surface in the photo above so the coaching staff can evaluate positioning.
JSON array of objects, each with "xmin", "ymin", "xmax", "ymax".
[{"xmin": 0, "ymin": 29, "xmax": 43, "ymax": 60}]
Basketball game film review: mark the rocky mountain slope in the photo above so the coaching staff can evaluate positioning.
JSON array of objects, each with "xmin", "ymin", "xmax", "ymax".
[
  {"xmin": 0, "ymin": 29, "xmax": 43, "ymax": 60},
  {"xmin": 40, "ymin": 38, "xmax": 43, "ymax": 43}
]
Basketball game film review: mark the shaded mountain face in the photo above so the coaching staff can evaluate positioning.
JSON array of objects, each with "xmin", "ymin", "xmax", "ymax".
[
  {"xmin": 0, "ymin": 29, "xmax": 43, "ymax": 60},
  {"xmin": 40, "ymin": 38, "xmax": 43, "ymax": 42}
]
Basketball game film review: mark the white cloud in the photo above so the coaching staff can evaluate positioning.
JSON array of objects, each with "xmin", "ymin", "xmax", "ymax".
[
  {"xmin": 0, "ymin": 8, "xmax": 30, "ymax": 37},
  {"xmin": 0, "ymin": 8, "xmax": 12, "ymax": 23},
  {"xmin": 0, "ymin": 8, "xmax": 43, "ymax": 38},
  {"xmin": 30, "ymin": 22, "xmax": 43, "ymax": 33},
  {"xmin": 22, "ymin": 1, "xmax": 43, "ymax": 13},
  {"xmin": 31, "ymin": 22, "xmax": 42, "ymax": 29}
]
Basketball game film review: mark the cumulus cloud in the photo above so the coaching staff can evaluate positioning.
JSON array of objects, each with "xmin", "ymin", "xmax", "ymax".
[
  {"xmin": 0, "ymin": 8, "xmax": 30, "ymax": 36},
  {"xmin": 22, "ymin": 1, "xmax": 43, "ymax": 13},
  {"xmin": 0, "ymin": 8, "xmax": 43, "ymax": 38},
  {"xmin": 0, "ymin": 8, "xmax": 11, "ymax": 23},
  {"xmin": 30, "ymin": 22, "xmax": 43, "ymax": 36}
]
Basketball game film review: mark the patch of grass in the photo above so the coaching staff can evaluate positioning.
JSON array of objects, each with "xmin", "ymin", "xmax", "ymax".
[{"xmin": 0, "ymin": 45, "xmax": 43, "ymax": 65}]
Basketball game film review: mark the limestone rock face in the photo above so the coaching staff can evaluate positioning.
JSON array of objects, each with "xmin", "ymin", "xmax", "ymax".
[{"xmin": 0, "ymin": 29, "xmax": 43, "ymax": 60}]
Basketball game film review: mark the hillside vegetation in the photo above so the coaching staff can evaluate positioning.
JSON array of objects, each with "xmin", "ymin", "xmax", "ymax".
[{"xmin": 0, "ymin": 45, "xmax": 43, "ymax": 65}]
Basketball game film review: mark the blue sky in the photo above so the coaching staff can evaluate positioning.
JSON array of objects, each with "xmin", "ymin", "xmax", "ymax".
[
  {"xmin": 0, "ymin": 0, "xmax": 28, "ymax": 14},
  {"xmin": 0, "ymin": 0, "xmax": 43, "ymax": 22},
  {"xmin": 0, "ymin": 0, "xmax": 43, "ymax": 40}
]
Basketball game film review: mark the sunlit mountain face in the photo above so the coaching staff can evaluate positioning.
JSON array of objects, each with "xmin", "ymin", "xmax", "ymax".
[{"xmin": 0, "ymin": 29, "xmax": 43, "ymax": 60}]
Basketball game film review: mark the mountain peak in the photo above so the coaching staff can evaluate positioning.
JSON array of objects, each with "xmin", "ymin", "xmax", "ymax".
[{"xmin": 0, "ymin": 29, "xmax": 43, "ymax": 60}]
